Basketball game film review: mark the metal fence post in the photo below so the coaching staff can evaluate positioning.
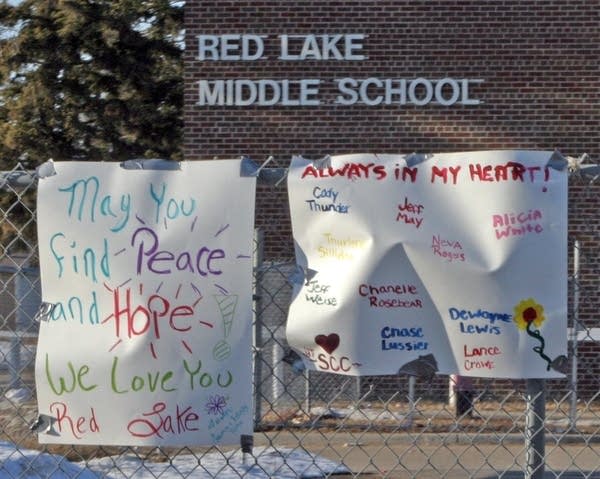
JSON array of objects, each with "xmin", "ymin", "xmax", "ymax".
[
  {"xmin": 253, "ymin": 228, "xmax": 265, "ymax": 428},
  {"xmin": 570, "ymin": 239, "xmax": 580, "ymax": 429},
  {"xmin": 525, "ymin": 378, "xmax": 546, "ymax": 479},
  {"xmin": 8, "ymin": 263, "xmax": 40, "ymax": 390}
]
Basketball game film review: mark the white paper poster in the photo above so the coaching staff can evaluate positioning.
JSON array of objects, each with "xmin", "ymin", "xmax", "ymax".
[
  {"xmin": 35, "ymin": 160, "xmax": 256, "ymax": 446},
  {"xmin": 286, "ymin": 151, "xmax": 567, "ymax": 379}
]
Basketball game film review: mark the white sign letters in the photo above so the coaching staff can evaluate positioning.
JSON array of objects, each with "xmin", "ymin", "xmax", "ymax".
[{"xmin": 196, "ymin": 33, "xmax": 483, "ymax": 107}]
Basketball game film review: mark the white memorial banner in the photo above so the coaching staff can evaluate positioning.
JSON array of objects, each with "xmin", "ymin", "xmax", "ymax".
[
  {"xmin": 35, "ymin": 160, "xmax": 256, "ymax": 446},
  {"xmin": 286, "ymin": 151, "xmax": 567, "ymax": 379}
]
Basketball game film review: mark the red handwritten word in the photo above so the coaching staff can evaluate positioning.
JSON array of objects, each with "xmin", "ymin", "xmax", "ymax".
[
  {"xmin": 301, "ymin": 163, "xmax": 387, "ymax": 180},
  {"xmin": 316, "ymin": 354, "xmax": 352, "ymax": 372},
  {"xmin": 127, "ymin": 402, "xmax": 200, "ymax": 438},
  {"xmin": 431, "ymin": 162, "xmax": 551, "ymax": 185},
  {"xmin": 464, "ymin": 358, "xmax": 495, "ymax": 371},
  {"xmin": 469, "ymin": 162, "xmax": 549, "ymax": 183},
  {"xmin": 431, "ymin": 234, "xmax": 465, "ymax": 262},
  {"xmin": 396, "ymin": 196, "xmax": 424, "ymax": 228},
  {"xmin": 431, "ymin": 165, "xmax": 461, "ymax": 184},
  {"xmin": 493, "ymin": 209, "xmax": 544, "ymax": 239},
  {"xmin": 464, "ymin": 344, "xmax": 502, "ymax": 357},
  {"xmin": 49, "ymin": 402, "xmax": 100, "ymax": 439},
  {"xmin": 394, "ymin": 166, "xmax": 418, "ymax": 182},
  {"xmin": 106, "ymin": 288, "xmax": 194, "ymax": 340}
]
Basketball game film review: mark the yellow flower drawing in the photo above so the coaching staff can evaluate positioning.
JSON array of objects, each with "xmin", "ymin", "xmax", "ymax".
[{"xmin": 513, "ymin": 298, "xmax": 546, "ymax": 331}]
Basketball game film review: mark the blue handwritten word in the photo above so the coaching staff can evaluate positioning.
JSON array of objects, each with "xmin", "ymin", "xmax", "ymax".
[
  {"xmin": 458, "ymin": 323, "xmax": 501, "ymax": 335},
  {"xmin": 449, "ymin": 307, "xmax": 508, "ymax": 335},
  {"xmin": 381, "ymin": 326, "xmax": 423, "ymax": 338},
  {"xmin": 208, "ymin": 405, "xmax": 249, "ymax": 442},
  {"xmin": 305, "ymin": 186, "xmax": 350, "ymax": 214},
  {"xmin": 381, "ymin": 340, "xmax": 428, "ymax": 352},
  {"xmin": 448, "ymin": 307, "xmax": 511, "ymax": 324},
  {"xmin": 150, "ymin": 182, "xmax": 196, "ymax": 224},
  {"xmin": 58, "ymin": 176, "xmax": 131, "ymax": 232},
  {"xmin": 50, "ymin": 233, "xmax": 110, "ymax": 282},
  {"xmin": 131, "ymin": 226, "xmax": 225, "ymax": 277},
  {"xmin": 380, "ymin": 326, "xmax": 428, "ymax": 351},
  {"xmin": 50, "ymin": 291, "xmax": 100, "ymax": 324}
]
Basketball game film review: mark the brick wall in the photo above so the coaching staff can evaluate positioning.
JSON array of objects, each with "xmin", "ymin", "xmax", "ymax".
[
  {"xmin": 185, "ymin": 0, "xmax": 599, "ymax": 256},
  {"xmin": 184, "ymin": 1, "xmax": 600, "ymax": 394},
  {"xmin": 185, "ymin": 1, "xmax": 597, "ymax": 157}
]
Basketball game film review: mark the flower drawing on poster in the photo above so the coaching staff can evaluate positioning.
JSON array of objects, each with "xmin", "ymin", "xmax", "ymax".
[
  {"xmin": 513, "ymin": 298, "xmax": 559, "ymax": 372},
  {"xmin": 513, "ymin": 298, "xmax": 546, "ymax": 331}
]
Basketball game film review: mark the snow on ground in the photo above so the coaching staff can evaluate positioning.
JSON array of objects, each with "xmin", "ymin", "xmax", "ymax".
[{"xmin": 0, "ymin": 441, "xmax": 349, "ymax": 478}]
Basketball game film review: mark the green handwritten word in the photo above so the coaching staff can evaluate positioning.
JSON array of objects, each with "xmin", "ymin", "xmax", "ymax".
[
  {"xmin": 45, "ymin": 354, "xmax": 98, "ymax": 395},
  {"xmin": 182, "ymin": 359, "xmax": 233, "ymax": 390},
  {"xmin": 110, "ymin": 356, "xmax": 177, "ymax": 394}
]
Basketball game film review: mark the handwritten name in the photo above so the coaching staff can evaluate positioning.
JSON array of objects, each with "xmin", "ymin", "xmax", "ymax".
[
  {"xmin": 305, "ymin": 186, "xmax": 350, "ymax": 214},
  {"xmin": 380, "ymin": 326, "xmax": 428, "ymax": 352},
  {"xmin": 463, "ymin": 344, "xmax": 501, "ymax": 371},
  {"xmin": 493, "ymin": 209, "xmax": 543, "ymax": 239},
  {"xmin": 396, "ymin": 196, "xmax": 424, "ymax": 228},
  {"xmin": 449, "ymin": 307, "xmax": 507, "ymax": 335},
  {"xmin": 431, "ymin": 234, "xmax": 465, "ymax": 262},
  {"xmin": 464, "ymin": 344, "xmax": 501, "ymax": 357},
  {"xmin": 304, "ymin": 280, "xmax": 337, "ymax": 306},
  {"xmin": 208, "ymin": 405, "xmax": 249, "ymax": 442},
  {"xmin": 318, "ymin": 233, "xmax": 367, "ymax": 260},
  {"xmin": 359, "ymin": 283, "xmax": 422, "ymax": 309},
  {"xmin": 449, "ymin": 307, "xmax": 511, "ymax": 324}
]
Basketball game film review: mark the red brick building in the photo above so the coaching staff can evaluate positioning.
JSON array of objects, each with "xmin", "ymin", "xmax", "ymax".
[{"xmin": 184, "ymin": 1, "xmax": 599, "ymax": 395}]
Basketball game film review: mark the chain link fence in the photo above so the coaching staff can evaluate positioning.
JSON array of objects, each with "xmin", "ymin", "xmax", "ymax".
[{"xmin": 1, "ymin": 159, "xmax": 599, "ymax": 478}]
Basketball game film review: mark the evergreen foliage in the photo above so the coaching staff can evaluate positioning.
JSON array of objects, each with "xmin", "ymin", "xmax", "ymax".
[{"xmin": 0, "ymin": 0, "xmax": 183, "ymax": 167}]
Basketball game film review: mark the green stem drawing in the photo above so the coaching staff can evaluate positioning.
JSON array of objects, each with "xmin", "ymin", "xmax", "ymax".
[{"xmin": 526, "ymin": 321, "xmax": 552, "ymax": 371}]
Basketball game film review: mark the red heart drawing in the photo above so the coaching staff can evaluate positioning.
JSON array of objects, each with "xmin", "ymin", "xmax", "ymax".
[{"xmin": 315, "ymin": 333, "xmax": 340, "ymax": 354}]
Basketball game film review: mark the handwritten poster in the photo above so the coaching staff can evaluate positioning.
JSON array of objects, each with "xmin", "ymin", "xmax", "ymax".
[
  {"xmin": 35, "ymin": 160, "xmax": 256, "ymax": 446},
  {"xmin": 286, "ymin": 151, "xmax": 567, "ymax": 379}
]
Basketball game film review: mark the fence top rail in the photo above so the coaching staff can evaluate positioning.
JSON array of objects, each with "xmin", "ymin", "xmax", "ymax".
[{"xmin": 0, "ymin": 154, "xmax": 597, "ymax": 191}]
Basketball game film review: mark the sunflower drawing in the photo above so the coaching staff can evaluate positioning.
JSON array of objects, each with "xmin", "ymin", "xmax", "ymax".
[
  {"xmin": 513, "ymin": 298, "xmax": 552, "ymax": 370},
  {"xmin": 513, "ymin": 298, "xmax": 546, "ymax": 330}
]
